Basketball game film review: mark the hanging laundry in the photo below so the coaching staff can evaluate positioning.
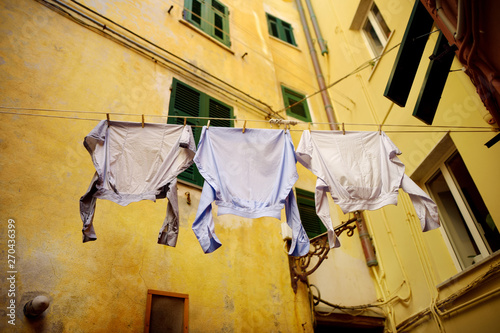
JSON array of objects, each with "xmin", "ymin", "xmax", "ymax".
[
  {"xmin": 295, "ymin": 130, "xmax": 440, "ymax": 247},
  {"xmin": 79, "ymin": 120, "xmax": 196, "ymax": 246},
  {"xmin": 192, "ymin": 126, "xmax": 310, "ymax": 257}
]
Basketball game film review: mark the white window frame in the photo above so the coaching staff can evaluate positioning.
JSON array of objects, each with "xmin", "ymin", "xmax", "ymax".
[
  {"xmin": 426, "ymin": 157, "xmax": 491, "ymax": 271},
  {"xmin": 362, "ymin": 4, "xmax": 390, "ymax": 57},
  {"xmin": 416, "ymin": 140, "xmax": 493, "ymax": 272}
]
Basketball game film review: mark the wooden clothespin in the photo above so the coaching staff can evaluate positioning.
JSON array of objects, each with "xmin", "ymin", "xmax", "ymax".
[
  {"xmin": 308, "ymin": 122, "xmax": 312, "ymax": 132},
  {"xmin": 379, "ymin": 124, "xmax": 382, "ymax": 135},
  {"xmin": 106, "ymin": 113, "xmax": 110, "ymax": 127},
  {"xmin": 184, "ymin": 117, "xmax": 187, "ymax": 127},
  {"xmin": 141, "ymin": 114, "xmax": 145, "ymax": 128},
  {"xmin": 207, "ymin": 120, "xmax": 210, "ymax": 128},
  {"xmin": 242, "ymin": 120, "xmax": 247, "ymax": 133},
  {"xmin": 342, "ymin": 123, "xmax": 345, "ymax": 135}
]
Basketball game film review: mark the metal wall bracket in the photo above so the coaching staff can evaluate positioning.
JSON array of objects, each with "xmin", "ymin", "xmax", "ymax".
[{"xmin": 288, "ymin": 216, "xmax": 358, "ymax": 293}]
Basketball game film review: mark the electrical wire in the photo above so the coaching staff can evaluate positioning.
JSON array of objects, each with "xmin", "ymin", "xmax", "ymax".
[
  {"xmin": 76, "ymin": 0, "xmax": 306, "ymax": 105},
  {"xmin": 1, "ymin": 107, "xmax": 498, "ymax": 134},
  {"xmin": 38, "ymin": 0, "xmax": 278, "ymax": 118},
  {"xmin": 71, "ymin": 0, "xmax": 319, "ymax": 94},
  {"xmin": 167, "ymin": 0, "xmax": 320, "ymax": 83},
  {"xmin": 35, "ymin": 0, "xmax": 448, "ymax": 127},
  {"xmin": 33, "ymin": 1, "xmax": 497, "ymax": 136},
  {"xmin": 275, "ymin": 42, "xmax": 403, "ymax": 114},
  {"xmin": 397, "ymin": 261, "xmax": 500, "ymax": 332},
  {"xmin": 70, "ymin": 0, "xmax": 395, "ymax": 114},
  {"xmin": 7, "ymin": 2, "xmax": 500, "ymax": 134}
]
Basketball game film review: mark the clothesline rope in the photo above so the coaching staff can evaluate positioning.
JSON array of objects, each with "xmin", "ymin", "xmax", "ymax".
[{"xmin": 0, "ymin": 107, "xmax": 498, "ymax": 133}]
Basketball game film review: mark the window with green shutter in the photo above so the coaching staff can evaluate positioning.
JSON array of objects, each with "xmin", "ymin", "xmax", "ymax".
[
  {"xmin": 183, "ymin": 0, "xmax": 231, "ymax": 47},
  {"xmin": 168, "ymin": 78, "xmax": 233, "ymax": 186},
  {"xmin": 281, "ymin": 86, "xmax": 312, "ymax": 122},
  {"xmin": 296, "ymin": 188, "xmax": 326, "ymax": 239},
  {"xmin": 266, "ymin": 13, "xmax": 296, "ymax": 46}
]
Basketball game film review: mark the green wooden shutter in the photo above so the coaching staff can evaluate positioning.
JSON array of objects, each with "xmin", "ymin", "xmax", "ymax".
[
  {"xmin": 384, "ymin": 0, "xmax": 434, "ymax": 107},
  {"xmin": 208, "ymin": 98, "xmax": 233, "ymax": 127},
  {"xmin": 210, "ymin": 0, "xmax": 230, "ymax": 46},
  {"xmin": 171, "ymin": 81, "xmax": 202, "ymax": 119},
  {"xmin": 267, "ymin": 14, "xmax": 279, "ymax": 38},
  {"xmin": 296, "ymin": 189, "xmax": 326, "ymax": 239},
  {"xmin": 266, "ymin": 14, "xmax": 296, "ymax": 46},
  {"xmin": 168, "ymin": 79, "xmax": 203, "ymax": 184},
  {"xmin": 184, "ymin": 0, "xmax": 203, "ymax": 27},
  {"xmin": 286, "ymin": 89, "xmax": 307, "ymax": 118},
  {"xmin": 282, "ymin": 86, "xmax": 312, "ymax": 122},
  {"xmin": 412, "ymin": 32, "xmax": 455, "ymax": 125},
  {"xmin": 168, "ymin": 78, "xmax": 233, "ymax": 186},
  {"xmin": 184, "ymin": 0, "xmax": 230, "ymax": 47},
  {"xmin": 281, "ymin": 21, "xmax": 296, "ymax": 46}
]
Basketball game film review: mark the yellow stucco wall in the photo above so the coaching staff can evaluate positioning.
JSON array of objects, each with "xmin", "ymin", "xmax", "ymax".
[
  {"xmin": 0, "ymin": 0, "xmax": 321, "ymax": 331},
  {"xmin": 307, "ymin": 0, "xmax": 500, "ymax": 332},
  {"xmin": 2, "ymin": 0, "xmax": 500, "ymax": 332}
]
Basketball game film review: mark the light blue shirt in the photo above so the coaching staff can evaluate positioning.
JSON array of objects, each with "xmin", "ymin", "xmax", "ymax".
[{"xmin": 192, "ymin": 126, "xmax": 310, "ymax": 256}]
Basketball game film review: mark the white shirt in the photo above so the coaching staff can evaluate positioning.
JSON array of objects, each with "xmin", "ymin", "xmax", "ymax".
[
  {"xmin": 80, "ymin": 120, "xmax": 196, "ymax": 246},
  {"xmin": 296, "ymin": 130, "xmax": 440, "ymax": 247}
]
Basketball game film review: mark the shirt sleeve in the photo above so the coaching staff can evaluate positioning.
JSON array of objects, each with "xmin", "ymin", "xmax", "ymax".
[
  {"xmin": 401, "ymin": 174, "xmax": 440, "ymax": 231},
  {"xmin": 158, "ymin": 179, "xmax": 180, "ymax": 247},
  {"xmin": 80, "ymin": 121, "xmax": 109, "ymax": 243},
  {"xmin": 83, "ymin": 120, "xmax": 107, "ymax": 154},
  {"xmin": 285, "ymin": 189, "xmax": 311, "ymax": 257},
  {"xmin": 295, "ymin": 130, "xmax": 314, "ymax": 171},
  {"xmin": 83, "ymin": 120, "xmax": 108, "ymax": 177},
  {"xmin": 296, "ymin": 131, "xmax": 340, "ymax": 248},
  {"xmin": 179, "ymin": 125, "xmax": 196, "ymax": 152},
  {"xmin": 80, "ymin": 172, "xmax": 99, "ymax": 242},
  {"xmin": 315, "ymin": 178, "xmax": 341, "ymax": 248},
  {"xmin": 192, "ymin": 181, "xmax": 222, "ymax": 253}
]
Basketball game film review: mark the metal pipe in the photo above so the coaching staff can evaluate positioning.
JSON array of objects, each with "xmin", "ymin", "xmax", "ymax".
[
  {"xmin": 295, "ymin": 0, "xmax": 338, "ymax": 130},
  {"xmin": 455, "ymin": 0, "xmax": 465, "ymax": 40},
  {"xmin": 438, "ymin": 286, "xmax": 500, "ymax": 316},
  {"xmin": 354, "ymin": 211, "xmax": 378, "ymax": 267},
  {"xmin": 436, "ymin": 0, "xmax": 457, "ymax": 39},
  {"xmin": 304, "ymin": 0, "xmax": 328, "ymax": 55}
]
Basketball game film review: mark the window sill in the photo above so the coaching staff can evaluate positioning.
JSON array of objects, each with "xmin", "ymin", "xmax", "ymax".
[
  {"xmin": 269, "ymin": 35, "xmax": 301, "ymax": 51},
  {"xmin": 179, "ymin": 19, "xmax": 234, "ymax": 55},
  {"xmin": 437, "ymin": 250, "xmax": 500, "ymax": 290},
  {"xmin": 177, "ymin": 178, "xmax": 203, "ymax": 191}
]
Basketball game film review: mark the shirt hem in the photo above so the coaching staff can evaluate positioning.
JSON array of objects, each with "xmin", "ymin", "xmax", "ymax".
[
  {"xmin": 217, "ymin": 205, "xmax": 282, "ymax": 220},
  {"xmin": 336, "ymin": 192, "xmax": 399, "ymax": 213}
]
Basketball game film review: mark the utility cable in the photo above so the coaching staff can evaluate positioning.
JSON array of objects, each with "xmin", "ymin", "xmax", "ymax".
[
  {"xmin": 0, "ymin": 107, "xmax": 498, "ymax": 134},
  {"xmin": 166, "ymin": 0, "xmax": 318, "ymax": 79},
  {"xmin": 38, "ymin": 0, "xmax": 278, "ymax": 118},
  {"xmin": 397, "ymin": 261, "xmax": 500, "ymax": 331},
  {"xmin": 70, "ymin": 0, "xmax": 318, "ymax": 97},
  {"xmin": 34, "ymin": 1, "xmax": 489, "ymax": 133},
  {"xmin": 71, "ymin": 0, "xmax": 295, "ymax": 108},
  {"xmin": 276, "ymin": 42, "xmax": 402, "ymax": 114}
]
